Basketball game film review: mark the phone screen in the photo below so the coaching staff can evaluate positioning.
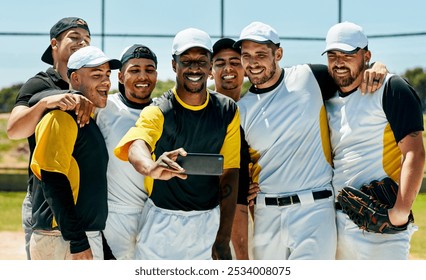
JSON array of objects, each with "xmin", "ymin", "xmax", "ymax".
[{"xmin": 176, "ymin": 153, "xmax": 224, "ymax": 176}]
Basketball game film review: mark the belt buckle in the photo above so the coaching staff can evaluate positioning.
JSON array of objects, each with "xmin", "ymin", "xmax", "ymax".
[{"xmin": 276, "ymin": 195, "xmax": 293, "ymax": 206}]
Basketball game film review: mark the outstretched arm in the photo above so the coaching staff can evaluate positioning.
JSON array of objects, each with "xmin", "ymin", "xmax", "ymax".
[{"xmin": 128, "ymin": 139, "xmax": 187, "ymax": 180}]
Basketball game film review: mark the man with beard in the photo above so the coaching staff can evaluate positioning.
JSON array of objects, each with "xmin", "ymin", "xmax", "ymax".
[
  {"xmin": 114, "ymin": 28, "xmax": 240, "ymax": 260},
  {"xmin": 236, "ymin": 21, "xmax": 387, "ymax": 260},
  {"xmin": 323, "ymin": 22, "xmax": 424, "ymax": 259}
]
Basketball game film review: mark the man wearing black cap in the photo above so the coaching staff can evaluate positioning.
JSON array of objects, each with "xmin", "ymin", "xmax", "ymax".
[
  {"xmin": 95, "ymin": 44, "xmax": 158, "ymax": 259},
  {"xmin": 115, "ymin": 28, "xmax": 240, "ymax": 260},
  {"xmin": 211, "ymin": 38, "xmax": 245, "ymax": 102},
  {"xmin": 29, "ymin": 46, "xmax": 121, "ymax": 260},
  {"xmin": 211, "ymin": 38, "xmax": 251, "ymax": 260},
  {"xmin": 6, "ymin": 17, "xmax": 94, "ymax": 259}
]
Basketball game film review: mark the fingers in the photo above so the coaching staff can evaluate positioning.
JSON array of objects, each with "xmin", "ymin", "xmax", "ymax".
[
  {"xmin": 361, "ymin": 64, "xmax": 387, "ymax": 94},
  {"xmin": 72, "ymin": 95, "xmax": 94, "ymax": 127},
  {"xmin": 247, "ymin": 182, "xmax": 260, "ymax": 206},
  {"xmin": 361, "ymin": 70, "xmax": 383, "ymax": 94},
  {"xmin": 56, "ymin": 95, "xmax": 77, "ymax": 111}
]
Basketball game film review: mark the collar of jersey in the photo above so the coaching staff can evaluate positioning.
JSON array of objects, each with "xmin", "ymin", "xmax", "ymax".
[
  {"xmin": 172, "ymin": 87, "xmax": 209, "ymax": 111},
  {"xmin": 249, "ymin": 68, "xmax": 285, "ymax": 94}
]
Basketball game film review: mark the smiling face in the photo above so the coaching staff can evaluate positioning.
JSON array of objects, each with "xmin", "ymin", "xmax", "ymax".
[
  {"xmin": 172, "ymin": 47, "xmax": 212, "ymax": 95},
  {"xmin": 53, "ymin": 27, "xmax": 91, "ymax": 65},
  {"xmin": 119, "ymin": 57, "xmax": 158, "ymax": 104},
  {"xmin": 240, "ymin": 40, "xmax": 282, "ymax": 89},
  {"xmin": 70, "ymin": 62, "xmax": 112, "ymax": 108},
  {"xmin": 212, "ymin": 48, "xmax": 244, "ymax": 100},
  {"xmin": 326, "ymin": 48, "xmax": 371, "ymax": 93}
]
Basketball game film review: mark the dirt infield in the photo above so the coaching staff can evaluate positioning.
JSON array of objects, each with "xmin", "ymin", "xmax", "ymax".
[{"xmin": 0, "ymin": 230, "xmax": 26, "ymax": 260}]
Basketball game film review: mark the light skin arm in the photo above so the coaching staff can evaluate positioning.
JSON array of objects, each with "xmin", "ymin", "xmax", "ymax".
[
  {"xmin": 7, "ymin": 93, "xmax": 94, "ymax": 139},
  {"xmin": 389, "ymin": 131, "xmax": 425, "ymax": 226},
  {"xmin": 212, "ymin": 168, "xmax": 239, "ymax": 260},
  {"xmin": 72, "ymin": 248, "xmax": 93, "ymax": 260},
  {"xmin": 128, "ymin": 139, "xmax": 187, "ymax": 180}
]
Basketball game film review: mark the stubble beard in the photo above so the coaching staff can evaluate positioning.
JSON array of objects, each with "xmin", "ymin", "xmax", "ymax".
[{"xmin": 249, "ymin": 61, "xmax": 277, "ymax": 86}]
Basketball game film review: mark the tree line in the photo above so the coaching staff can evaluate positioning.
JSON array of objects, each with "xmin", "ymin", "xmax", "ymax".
[{"xmin": 1, "ymin": 67, "xmax": 425, "ymax": 113}]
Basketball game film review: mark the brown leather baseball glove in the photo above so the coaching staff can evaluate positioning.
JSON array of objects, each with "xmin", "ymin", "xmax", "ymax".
[{"xmin": 337, "ymin": 178, "xmax": 414, "ymax": 234}]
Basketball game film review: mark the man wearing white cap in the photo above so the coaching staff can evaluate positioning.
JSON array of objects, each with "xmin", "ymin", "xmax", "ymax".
[
  {"xmin": 323, "ymin": 22, "xmax": 424, "ymax": 259},
  {"xmin": 28, "ymin": 46, "xmax": 121, "ymax": 260},
  {"xmin": 115, "ymin": 28, "xmax": 240, "ymax": 259},
  {"xmin": 235, "ymin": 21, "xmax": 388, "ymax": 260},
  {"xmin": 7, "ymin": 17, "xmax": 94, "ymax": 259}
]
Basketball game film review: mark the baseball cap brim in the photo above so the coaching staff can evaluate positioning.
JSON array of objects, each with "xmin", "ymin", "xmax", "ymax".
[
  {"xmin": 41, "ymin": 46, "xmax": 54, "ymax": 65},
  {"xmin": 81, "ymin": 57, "xmax": 121, "ymax": 69},
  {"xmin": 321, "ymin": 43, "xmax": 360, "ymax": 55},
  {"xmin": 174, "ymin": 43, "xmax": 212, "ymax": 56},
  {"xmin": 233, "ymin": 36, "xmax": 280, "ymax": 49}
]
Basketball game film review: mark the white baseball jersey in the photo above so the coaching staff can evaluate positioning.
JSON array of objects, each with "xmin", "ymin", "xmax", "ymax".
[
  {"xmin": 326, "ymin": 74, "xmax": 424, "ymax": 260},
  {"xmin": 238, "ymin": 64, "xmax": 333, "ymax": 194},
  {"xmin": 95, "ymin": 93, "xmax": 149, "ymax": 209},
  {"xmin": 238, "ymin": 64, "xmax": 337, "ymax": 260},
  {"xmin": 326, "ymin": 74, "xmax": 424, "ymax": 193}
]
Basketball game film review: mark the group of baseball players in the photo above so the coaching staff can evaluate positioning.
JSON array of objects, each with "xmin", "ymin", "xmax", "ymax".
[{"xmin": 7, "ymin": 16, "xmax": 424, "ymax": 260}]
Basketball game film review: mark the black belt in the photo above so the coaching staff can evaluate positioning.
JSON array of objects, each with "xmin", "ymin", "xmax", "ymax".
[{"xmin": 261, "ymin": 189, "xmax": 333, "ymax": 206}]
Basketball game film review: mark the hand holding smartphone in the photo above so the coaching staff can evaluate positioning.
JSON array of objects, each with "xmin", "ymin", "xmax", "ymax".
[{"xmin": 176, "ymin": 153, "xmax": 224, "ymax": 176}]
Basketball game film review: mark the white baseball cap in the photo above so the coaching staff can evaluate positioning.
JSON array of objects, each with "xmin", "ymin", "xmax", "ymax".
[
  {"xmin": 322, "ymin": 21, "xmax": 368, "ymax": 55},
  {"xmin": 67, "ymin": 46, "xmax": 121, "ymax": 72},
  {"xmin": 234, "ymin": 21, "xmax": 280, "ymax": 48},
  {"xmin": 172, "ymin": 28, "xmax": 213, "ymax": 56}
]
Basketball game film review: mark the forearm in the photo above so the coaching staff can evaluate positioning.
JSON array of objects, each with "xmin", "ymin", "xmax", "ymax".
[
  {"xmin": 40, "ymin": 170, "xmax": 89, "ymax": 254},
  {"xmin": 231, "ymin": 204, "xmax": 249, "ymax": 259},
  {"xmin": 7, "ymin": 102, "xmax": 50, "ymax": 139},
  {"xmin": 128, "ymin": 139, "xmax": 156, "ymax": 176},
  {"xmin": 216, "ymin": 168, "xmax": 239, "ymax": 244},
  {"xmin": 396, "ymin": 150, "xmax": 425, "ymax": 211}
]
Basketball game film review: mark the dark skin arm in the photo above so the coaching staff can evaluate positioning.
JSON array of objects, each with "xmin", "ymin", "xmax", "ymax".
[{"xmin": 212, "ymin": 168, "xmax": 239, "ymax": 260}]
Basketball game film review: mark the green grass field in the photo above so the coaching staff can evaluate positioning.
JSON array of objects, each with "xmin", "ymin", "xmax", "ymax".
[{"xmin": 1, "ymin": 191, "xmax": 426, "ymax": 259}]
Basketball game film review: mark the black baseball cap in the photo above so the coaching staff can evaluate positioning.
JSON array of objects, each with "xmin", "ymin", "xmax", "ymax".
[
  {"xmin": 41, "ymin": 17, "xmax": 91, "ymax": 65},
  {"xmin": 212, "ymin": 38, "xmax": 241, "ymax": 57},
  {"xmin": 118, "ymin": 44, "xmax": 158, "ymax": 94}
]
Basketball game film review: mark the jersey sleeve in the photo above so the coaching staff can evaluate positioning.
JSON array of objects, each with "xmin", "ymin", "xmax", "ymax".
[
  {"xmin": 31, "ymin": 110, "xmax": 78, "ymax": 179},
  {"xmin": 309, "ymin": 64, "xmax": 338, "ymax": 101},
  {"xmin": 114, "ymin": 105, "xmax": 164, "ymax": 161},
  {"xmin": 15, "ymin": 75, "xmax": 54, "ymax": 107},
  {"xmin": 220, "ymin": 107, "xmax": 241, "ymax": 169},
  {"xmin": 383, "ymin": 75, "xmax": 424, "ymax": 143}
]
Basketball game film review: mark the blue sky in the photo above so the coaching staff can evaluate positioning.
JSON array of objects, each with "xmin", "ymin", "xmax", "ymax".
[{"xmin": 1, "ymin": 0, "xmax": 425, "ymax": 91}]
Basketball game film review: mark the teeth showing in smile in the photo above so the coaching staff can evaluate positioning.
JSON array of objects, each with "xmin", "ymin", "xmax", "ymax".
[
  {"xmin": 188, "ymin": 76, "xmax": 202, "ymax": 82},
  {"xmin": 135, "ymin": 83, "xmax": 148, "ymax": 88},
  {"xmin": 335, "ymin": 69, "xmax": 348, "ymax": 74},
  {"xmin": 223, "ymin": 75, "xmax": 235, "ymax": 80},
  {"xmin": 250, "ymin": 68, "xmax": 262, "ymax": 74}
]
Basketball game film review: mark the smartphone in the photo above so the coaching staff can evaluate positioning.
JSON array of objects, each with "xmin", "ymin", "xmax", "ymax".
[{"xmin": 176, "ymin": 153, "xmax": 224, "ymax": 176}]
